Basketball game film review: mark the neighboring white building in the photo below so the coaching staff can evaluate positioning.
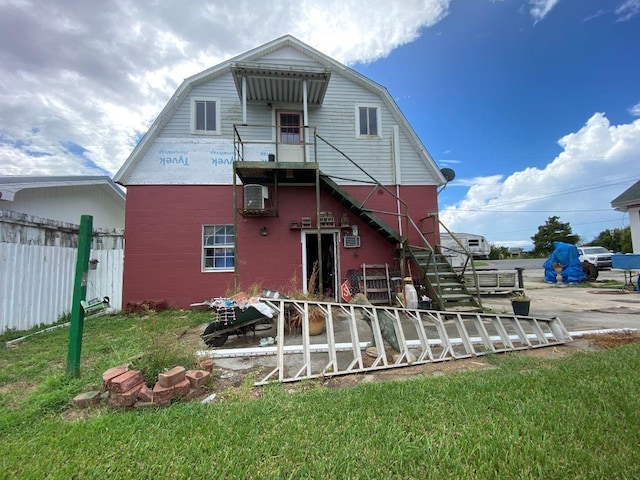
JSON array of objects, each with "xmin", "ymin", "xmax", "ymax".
[
  {"xmin": 611, "ymin": 180, "xmax": 640, "ymax": 253},
  {"xmin": 0, "ymin": 176, "xmax": 125, "ymax": 332},
  {"xmin": 0, "ymin": 176, "xmax": 125, "ymax": 229}
]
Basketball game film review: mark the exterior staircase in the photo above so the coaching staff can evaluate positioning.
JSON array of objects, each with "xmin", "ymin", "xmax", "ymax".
[
  {"xmin": 407, "ymin": 245, "xmax": 482, "ymax": 312},
  {"xmin": 319, "ymin": 175, "xmax": 401, "ymax": 244},
  {"xmin": 318, "ymin": 173, "xmax": 482, "ymax": 312}
]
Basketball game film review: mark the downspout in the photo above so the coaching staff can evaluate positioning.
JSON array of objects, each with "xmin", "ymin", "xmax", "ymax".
[
  {"xmin": 303, "ymin": 79, "xmax": 309, "ymax": 162},
  {"xmin": 392, "ymin": 125, "xmax": 403, "ymax": 237},
  {"xmin": 242, "ymin": 76, "xmax": 247, "ymax": 125},
  {"xmin": 316, "ymin": 167, "xmax": 323, "ymax": 295},
  {"xmin": 233, "ymin": 163, "xmax": 239, "ymax": 291}
]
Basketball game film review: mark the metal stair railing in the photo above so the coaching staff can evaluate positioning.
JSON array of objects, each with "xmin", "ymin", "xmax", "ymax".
[{"xmin": 196, "ymin": 298, "xmax": 572, "ymax": 385}]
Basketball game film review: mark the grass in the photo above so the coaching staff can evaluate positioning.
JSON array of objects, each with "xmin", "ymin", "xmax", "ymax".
[{"xmin": 1, "ymin": 311, "xmax": 640, "ymax": 478}]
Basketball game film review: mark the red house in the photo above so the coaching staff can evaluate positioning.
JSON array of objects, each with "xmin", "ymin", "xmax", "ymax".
[{"xmin": 114, "ymin": 35, "xmax": 478, "ymax": 311}]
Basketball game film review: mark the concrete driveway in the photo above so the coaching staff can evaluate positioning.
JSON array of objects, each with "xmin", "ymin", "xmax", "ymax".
[{"xmin": 480, "ymin": 261, "xmax": 640, "ymax": 333}]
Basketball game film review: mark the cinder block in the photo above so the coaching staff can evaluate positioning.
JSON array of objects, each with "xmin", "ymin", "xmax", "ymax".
[
  {"xmin": 173, "ymin": 378, "xmax": 191, "ymax": 398},
  {"xmin": 109, "ymin": 370, "xmax": 144, "ymax": 394},
  {"xmin": 158, "ymin": 366, "xmax": 186, "ymax": 388},
  {"xmin": 73, "ymin": 391, "xmax": 102, "ymax": 409},
  {"xmin": 153, "ymin": 382, "xmax": 175, "ymax": 405},
  {"xmin": 102, "ymin": 365, "xmax": 129, "ymax": 389},
  {"xmin": 186, "ymin": 370, "xmax": 211, "ymax": 389}
]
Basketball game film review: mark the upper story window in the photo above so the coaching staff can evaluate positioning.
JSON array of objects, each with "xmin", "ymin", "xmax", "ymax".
[
  {"xmin": 355, "ymin": 104, "xmax": 381, "ymax": 138},
  {"xmin": 192, "ymin": 97, "xmax": 221, "ymax": 135}
]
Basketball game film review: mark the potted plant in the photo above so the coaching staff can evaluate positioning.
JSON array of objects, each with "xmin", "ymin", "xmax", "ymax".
[{"xmin": 510, "ymin": 291, "xmax": 531, "ymax": 316}]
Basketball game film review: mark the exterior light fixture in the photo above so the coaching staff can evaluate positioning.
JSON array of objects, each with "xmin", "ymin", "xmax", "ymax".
[
  {"xmin": 260, "ymin": 226, "xmax": 268, "ymax": 236},
  {"xmin": 351, "ymin": 225, "xmax": 358, "ymax": 236}
]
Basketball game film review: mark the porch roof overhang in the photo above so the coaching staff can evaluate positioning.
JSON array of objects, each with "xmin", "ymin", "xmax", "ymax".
[{"xmin": 231, "ymin": 62, "xmax": 331, "ymax": 106}]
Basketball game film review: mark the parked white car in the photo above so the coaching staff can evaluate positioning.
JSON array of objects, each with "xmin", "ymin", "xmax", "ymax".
[{"xmin": 577, "ymin": 246, "xmax": 612, "ymax": 270}]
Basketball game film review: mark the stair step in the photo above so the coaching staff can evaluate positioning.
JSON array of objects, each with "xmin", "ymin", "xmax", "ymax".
[{"xmin": 440, "ymin": 293, "xmax": 475, "ymax": 300}]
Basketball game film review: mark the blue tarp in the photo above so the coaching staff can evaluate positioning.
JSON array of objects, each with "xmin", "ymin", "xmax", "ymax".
[{"xmin": 543, "ymin": 241, "xmax": 587, "ymax": 284}]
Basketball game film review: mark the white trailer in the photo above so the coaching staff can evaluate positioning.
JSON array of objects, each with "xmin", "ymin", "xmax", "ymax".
[{"xmin": 439, "ymin": 232, "xmax": 491, "ymax": 268}]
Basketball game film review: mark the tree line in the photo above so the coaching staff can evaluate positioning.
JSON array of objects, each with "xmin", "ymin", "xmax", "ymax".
[{"xmin": 488, "ymin": 216, "xmax": 632, "ymax": 258}]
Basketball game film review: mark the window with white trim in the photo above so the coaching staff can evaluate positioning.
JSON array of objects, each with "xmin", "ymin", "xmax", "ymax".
[
  {"xmin": 355, "ymin": 104, "xmax": 380, "ymax": 138},
  {"xmin": 192, "ymin": 97, "xmax": 221, "ymax": 134},
  {"xmin": 202, "ymin": 225, "xmax": 234, "ymax": 271}
]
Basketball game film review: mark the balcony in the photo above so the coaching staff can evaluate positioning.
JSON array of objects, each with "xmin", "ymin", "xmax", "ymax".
[{"xmin": 233, "ymin": 123, "xmax": 319, "ymax": 186}]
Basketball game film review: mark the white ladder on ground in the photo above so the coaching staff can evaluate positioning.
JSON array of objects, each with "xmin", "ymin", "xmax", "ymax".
[{"xmin": 202, "ymin": 298, "xmax": 572, "ymax": 386}]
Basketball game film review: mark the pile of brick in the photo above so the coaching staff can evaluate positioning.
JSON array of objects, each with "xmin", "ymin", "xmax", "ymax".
[
  {"xmin": 123, "ymin": 300, "xmax": 170, "ymax": 314},
  {"xmin": 73, "ymin": 364, "xmax": 212, "ymax": 409}
]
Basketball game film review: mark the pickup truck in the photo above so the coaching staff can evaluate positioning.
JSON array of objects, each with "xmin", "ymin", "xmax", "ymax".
[{"xmin": 577, "ymin": 246, "xmax": 612, "ymax": 270}]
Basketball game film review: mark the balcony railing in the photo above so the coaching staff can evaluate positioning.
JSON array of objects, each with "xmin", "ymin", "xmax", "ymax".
[{"xmin": 233, "ymin": 124, "xmax": 318, "ymax": 164}]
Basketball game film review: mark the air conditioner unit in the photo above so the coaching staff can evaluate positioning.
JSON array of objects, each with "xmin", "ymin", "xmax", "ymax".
[
  {"xmin": 244, "ymin": 184, "xmax": 268, "ymax": 209},
  {"xmin": 343, "ymin": 235, "xmax": 361, "ymax": 248}
]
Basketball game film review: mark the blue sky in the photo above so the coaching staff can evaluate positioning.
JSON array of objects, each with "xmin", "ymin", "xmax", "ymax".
[
  {"xmin": 0, "ymin": 0, "xmax": 638, "ymax": 249},
  {"xmin": 357, "ymin": 0, "xmax": 640, "ymax": 248}
]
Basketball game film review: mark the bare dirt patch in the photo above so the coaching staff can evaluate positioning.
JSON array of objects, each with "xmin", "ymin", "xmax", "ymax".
[{"xmin": 156, "ymin": 323, "xmax": 640, "ymax": 400}]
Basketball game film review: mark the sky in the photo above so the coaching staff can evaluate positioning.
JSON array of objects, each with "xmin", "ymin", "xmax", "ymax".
[{"xmin": 1, "ymin": 0, "xmax": 639, "ymax": 249}]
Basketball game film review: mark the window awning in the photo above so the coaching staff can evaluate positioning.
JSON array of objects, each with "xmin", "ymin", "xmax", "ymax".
[{"xmin": 231, "ymin": 62, "xmax": 331, "ymax": 106}]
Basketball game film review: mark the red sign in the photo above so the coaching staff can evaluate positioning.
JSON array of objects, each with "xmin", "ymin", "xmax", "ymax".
[{"xmin": 340, "ymin": 280, "xmax": 352, "ymax": 303}]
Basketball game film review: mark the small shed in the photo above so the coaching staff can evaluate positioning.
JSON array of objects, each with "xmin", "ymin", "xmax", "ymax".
[{"xmin": 611, "ymin": 180, "xmax": 640, "ymax": 254}]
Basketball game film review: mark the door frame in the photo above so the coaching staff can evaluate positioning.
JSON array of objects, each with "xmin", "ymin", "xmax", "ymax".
[
  {"xmin": 277, "ymin": 110, "xmax": 304, "ymax": 162},
  {"xmin": 301, "ymin": 230, "xmax": 339, "ymax": 300}
]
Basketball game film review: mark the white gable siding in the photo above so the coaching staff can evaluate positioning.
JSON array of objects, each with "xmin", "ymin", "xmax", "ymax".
[
  {"xmin": 259, "ymin": 46, "xmax": 323, "ymax": 67},
  {"xmin": 122, "ymin": 43, "xmax": 440, "ymax": 187},
  {"xmin": 310, "ymin": 73, "xmax": 438, "ymax": 185},
  {"xmin": 160, "ymin": 74, "xmax": 241, "ymax": 138},
  {"xmin": 0, "ymin": 185, "xmax": 124, "ymax": 229}
]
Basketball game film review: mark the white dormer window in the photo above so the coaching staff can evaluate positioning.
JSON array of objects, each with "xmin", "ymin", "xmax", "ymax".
[
  {"xmin": 355, "ymin": 104, "xmax": 381, "ymax": 138},
  {"xmin": 192, "ymin": 97, "xmax": 221, "ymax": 135}
]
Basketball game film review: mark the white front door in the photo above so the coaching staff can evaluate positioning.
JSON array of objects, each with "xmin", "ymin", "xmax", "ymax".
[{"xmin": 277, "ymin": 112, "xmax": 304, "ymax": 162}]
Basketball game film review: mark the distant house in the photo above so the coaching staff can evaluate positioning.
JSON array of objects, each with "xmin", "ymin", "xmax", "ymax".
[
  {"xmin": 611, "ymin": 179, "xmax": 640, "ymax": 253},
  {"xmin": 0, "ymin": 175, "xmax": 125, "ymax": 229},
  {"xmin": 114, "ymin": 35, "xmax": 478, "ymax": 311}
]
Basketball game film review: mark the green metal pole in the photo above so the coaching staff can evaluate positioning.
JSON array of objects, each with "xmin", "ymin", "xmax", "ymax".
[{"xmin": 67, "ymin": 215, "xmax": 93, "ymax": 377}]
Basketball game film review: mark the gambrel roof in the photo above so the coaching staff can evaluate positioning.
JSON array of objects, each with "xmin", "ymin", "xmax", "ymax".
[{"xmin": 114, "ymin": 35, "xmax": 446, "ymax": 186}]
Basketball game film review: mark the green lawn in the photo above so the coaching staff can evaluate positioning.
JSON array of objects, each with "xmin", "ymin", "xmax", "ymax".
[{"xmin": 1, "ymin": 311, "xmax": 639, "ymax": 479}]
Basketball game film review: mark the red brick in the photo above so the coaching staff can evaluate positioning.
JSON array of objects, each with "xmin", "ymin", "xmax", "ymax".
[
  {"xmin": 199, "ymin": 359, "xmax": 214, "ymax": 372},
  {"xmin": 109, "ymin": 370, "xmax": 144, "ymax": 393},
  {"xmin": 173, "ymin": 378, "xmax": 191, "ymax": 398},
  {"xmin": 102, "ymin": 365, "xmax": 129, "ymax": 389},
  {"xmin": 186, "ymin": 370, "xmax": 211, "ymax": 389},
  {"xmin": 158, "ymin": 366, "xmax": 186, "ymax": 388},
  {"xmin": 153, "ymin": 382, "xmax": 175, "ymax": 404},
  {"xmin": 136, "ymin": 384, "xmax": 154, "ymax": 403},
  {"xmin": 73, "ymin": 391, "xmax": 102, "ymax": 409},
  {"xmin": 186, "ymin": 388, "xmax": 204, "ymax": 400},
  {"xmin": 109, "ymin": 383, "xmax": 144, "ymax": 408}
]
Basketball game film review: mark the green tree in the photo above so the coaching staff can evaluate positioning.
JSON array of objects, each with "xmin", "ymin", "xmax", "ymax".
[
  {"xmin": 488, "ymin": 244, "xmax": 510, "ymax": 260},
  {"xmin": 531, "ymin": 216, "xmax": 580, "ymax": 256},
  {"xmin": 586, "ymin": 226, "xmax": 632, "ymax": 253}
]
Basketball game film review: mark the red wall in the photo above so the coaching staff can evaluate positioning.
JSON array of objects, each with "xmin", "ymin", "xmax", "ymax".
[{"xmin": 122, "ymin": 184, "xmax": 439, "ymax": 308}]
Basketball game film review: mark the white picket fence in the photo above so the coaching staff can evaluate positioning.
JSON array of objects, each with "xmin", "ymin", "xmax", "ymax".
[{"xmin": 0, "ymin": 211, "xmax": 124, "ymax": 333}]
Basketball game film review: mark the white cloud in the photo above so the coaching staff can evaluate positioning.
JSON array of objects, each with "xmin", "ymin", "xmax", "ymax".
[
  {"xmin": 0, "ymin": 0, "xmax": 451, "ymax": 177},
  {"xmin": 440, "ymin": 113, "xmax": 640, "ymax": 248},
  {"xmin": 529, "ymin": 0, "xmax": 560, "ymax": 23},
  {"xmin": 615, "ymin": 0, "xmax": 640, "ymax": 21},
  {"xmin": 629, "ymin": 101, "xmax": 640, "ymax": 117}
]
